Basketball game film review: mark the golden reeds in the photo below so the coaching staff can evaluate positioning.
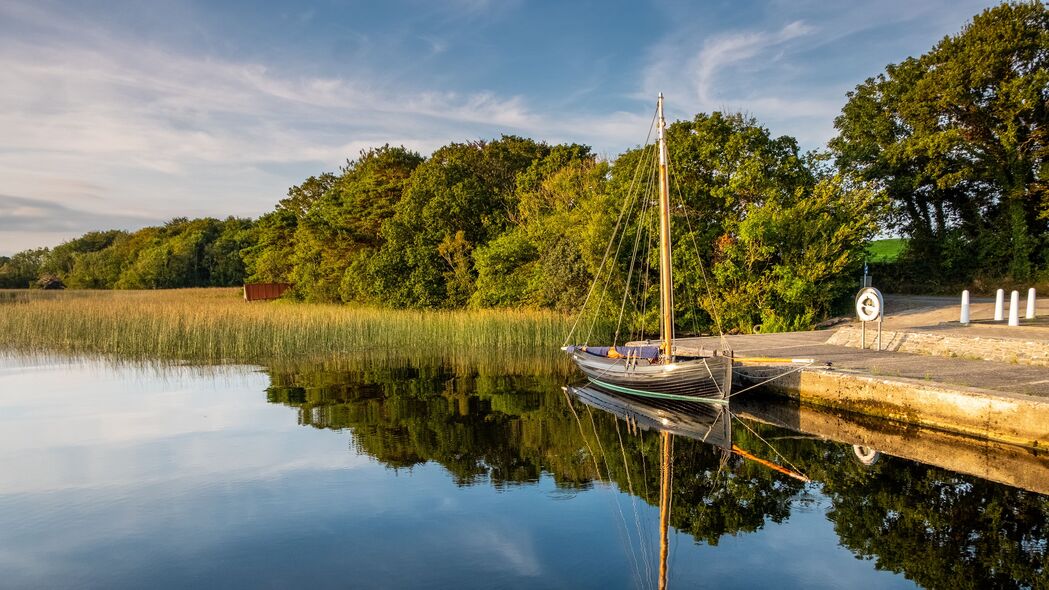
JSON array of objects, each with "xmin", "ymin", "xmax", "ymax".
[{"xmin": 0, "ymin": 289, "xmax": 575, "ymax": 373}]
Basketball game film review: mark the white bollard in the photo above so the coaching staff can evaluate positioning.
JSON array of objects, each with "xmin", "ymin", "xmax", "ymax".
[
  {"xmin": 1027, "ymin": 288, "xmax": 1036, "ymax": 319},
  {"xmin": 1009, "ymin": 290, "xmax": 1020, "ymax": 326},
  {"xmin": 995, "ymin": 289, "xmax": 1005, "ymax": 321},
  {"xmin": 960, "ymin": 290, "xmax": 970, "ymax": 324}
]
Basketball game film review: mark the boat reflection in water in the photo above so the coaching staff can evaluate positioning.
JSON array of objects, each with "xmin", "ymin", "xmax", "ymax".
[{"xmin": 565, "ymin": 385, "xmax": 808, "ymax": 590}]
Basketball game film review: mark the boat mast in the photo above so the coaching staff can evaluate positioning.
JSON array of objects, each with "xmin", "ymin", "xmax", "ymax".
[
  {"xmin": 656, "ymin": 93, "xmax": 674, "ymax": 361},
  {"xmin": 658, "ymin": 431, "xmax": 672, "ymax": 590}
]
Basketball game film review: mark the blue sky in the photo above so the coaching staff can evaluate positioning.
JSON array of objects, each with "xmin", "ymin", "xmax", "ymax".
[{"xmin": 0, "ymin": 0, "xmax": 1000, "ymax": 254}]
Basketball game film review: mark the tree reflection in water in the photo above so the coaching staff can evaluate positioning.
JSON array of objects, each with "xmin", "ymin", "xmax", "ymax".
[{"xmin": 265, "ymin": 364, "xmax": 1049, "ymax": 589}]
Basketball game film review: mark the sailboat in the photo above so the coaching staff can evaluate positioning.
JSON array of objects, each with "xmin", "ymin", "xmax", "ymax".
[
  {"xmin": 563, "ymin": 385, "xmax": 808, "ymax": 589},
  {"xmin": 563, "ymin": 94, "xmax": 733, "ymax": 404}
]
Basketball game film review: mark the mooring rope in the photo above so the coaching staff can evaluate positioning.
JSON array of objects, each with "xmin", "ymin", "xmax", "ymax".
[
  {"xmin": 726, "ymin": 362, "xmax": 814, "ymax": 399},
  {"xmin": 731, "ymin": 413, "xmax": 810, "ymax": 481}
]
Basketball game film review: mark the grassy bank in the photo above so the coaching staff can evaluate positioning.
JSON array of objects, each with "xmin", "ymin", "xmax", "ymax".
[
  {"xmin": 0, "ymin": 288, "xmax": 574, "ymax": 373},
  {"xmin": 866, "ymin": 238, "xmax": 907, "ymax": 262}
]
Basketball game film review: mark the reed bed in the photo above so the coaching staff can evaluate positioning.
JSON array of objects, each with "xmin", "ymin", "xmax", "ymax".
[{"xmin": 0, "ymin": 289, "xmax": 574, "ymax": 374}]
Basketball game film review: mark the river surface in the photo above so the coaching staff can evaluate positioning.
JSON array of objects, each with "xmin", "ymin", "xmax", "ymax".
[{"xmin": 0, "ymin": 355, "xmax": 1045, "ymax": 589}]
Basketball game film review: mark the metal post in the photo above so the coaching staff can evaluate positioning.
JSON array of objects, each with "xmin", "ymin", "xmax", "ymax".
[
  {"xmin": 860, "ymin": 321, "xmax": 866, "ymax": 349},
  {"xmin": 960, "ymin": 290, "xmax": 970, "ymax": 325},
  {"xmin": 1027, "ymin": 288, "xmax": 1036, "ymax": 319},
  {"xmin": 876, "ymin": 317, "xmax": 882, "ymax": 351},
  {"xmin": 994, "ymin": 289, "xmax": 1005, "ymax": 321},
  {"xmin": 1008, "ymin": 290, "xmax": 1020, "ymax": 327}
]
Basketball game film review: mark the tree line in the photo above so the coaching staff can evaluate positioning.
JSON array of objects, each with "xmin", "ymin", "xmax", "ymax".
[{"xmin": 3, "ymin": 2, "xmax": 1046, "ymax": 332}]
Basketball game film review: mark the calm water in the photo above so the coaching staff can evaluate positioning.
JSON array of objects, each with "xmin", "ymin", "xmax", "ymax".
[{"xmin": 0, "ymin": 356, "xmax": 1046, "ymax": 589}]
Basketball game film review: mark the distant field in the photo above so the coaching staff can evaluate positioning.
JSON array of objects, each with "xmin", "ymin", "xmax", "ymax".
[{"xmin": 867, "ymin": 238, "xmax": 908, "ymax": 262}]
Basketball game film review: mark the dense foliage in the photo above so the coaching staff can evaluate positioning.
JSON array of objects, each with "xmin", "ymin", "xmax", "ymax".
[
  {"xmin": 832, "ymin": 1, "xmax": 1049, "ymax": 290},
  {"xmin": 1, "ymin": 218, "xmax": 252, "ymax": 290},
  {"xmin": 8, "ymin": 122, "xmax": 878, "ymax": 334}
]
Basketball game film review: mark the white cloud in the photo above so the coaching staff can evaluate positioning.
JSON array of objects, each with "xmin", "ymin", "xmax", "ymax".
[
  {"xmin": 639, "ymin": 18, "xmax": 835, "ymax": 146},
  {"xmin": 689, "ymin": 20, "xmax": 814, "ymax": 107},
  {"xmin": 0, "ymin": 1, "xmax": 649, "ymax": 253},
  {"xmin": 640, "ymin": 0, "xmax": 1000, "ymax": 147}
]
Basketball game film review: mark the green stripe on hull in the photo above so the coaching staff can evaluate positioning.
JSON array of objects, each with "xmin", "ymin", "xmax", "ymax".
[{"xmin": 588, "ymin": 378, "xmax": 728, "ymax": 405}]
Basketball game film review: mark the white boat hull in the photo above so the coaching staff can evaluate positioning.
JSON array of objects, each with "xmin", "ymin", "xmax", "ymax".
[{"xmin": 567, "ymin": 350, "xmax": 732, "ymax": 404}]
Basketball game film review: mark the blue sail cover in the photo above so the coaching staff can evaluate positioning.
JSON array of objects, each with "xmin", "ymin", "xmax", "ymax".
[{"xmin": 564, "ymin": 345, "xmax": 660, "ymax": 361}]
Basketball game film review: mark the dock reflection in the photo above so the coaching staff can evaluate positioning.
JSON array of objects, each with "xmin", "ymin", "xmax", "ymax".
[{"xmin": 735, "ymin": 393, "xmax": 1049, "ymax": 496}]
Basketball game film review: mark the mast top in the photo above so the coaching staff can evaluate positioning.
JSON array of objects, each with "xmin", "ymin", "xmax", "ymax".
[{"xmin": 655, "ymin": 94, "xmax": 673, "ymax": 360}]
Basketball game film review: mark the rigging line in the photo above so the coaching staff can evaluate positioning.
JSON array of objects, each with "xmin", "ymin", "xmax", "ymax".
[
  {"xmin": 680, "ymin": 243, "xmax": 702, "ymax": 338},
  {"xmin": 585, "ymin": 404, "xmax": 646, "ymax": 590},
  {"xmin": 710, "ymin": 445, "xmax": 728, "ymax": 493},
  {"xmin": 731, "ymin": 413, "xmax": 810, "ymax": 481},
  {"xmin": 585, "ymin": 171, "xmax": 642, "ymax": 344},
  {"xmin": 614, "ymin": 146, "xmax": 657, "ymax": 345},
  {"xmin": 614, "ymin": 417, "xmax": 655, "ymax": 587},
  {"xmin": 561, "ymin": 388, "xmax": 644, "ymax": 590},
  {"xmin": 637, "ymin": 427, "xmax": 652, "ymax": 504},
  {"xmin": 702, "ymin": 358, "xmax": 724, "ymax": 398},
  {"xmin": 630, "ymin": 146, "xmax": 658, "ymax": 344},
  {"xmin": 725, "ymin": 362, "xmax": 814, "ymax": 399},
  {"xmin": 666, "ymin": 154, "xmax": 728, "ymax": 349},
  {"xmin": 570, "ymin": 142, "xmax": 653, "ymax": 346},
  {"xmin": 561, "ymin": 387, "xmax": 604, "ymax": 479},
  {"xmin": 636, "ymin": 153, "xmax": 657, "ymax": 333},
  {"xmin": 669, "ymin": 164, "xmax": 725, "ymax": 346},
  {"xmin": 583, "ymin": 125, "xmax": 657, "ymax": 345},
  {"xmin": 629, "ymin": 420, "xmax": 657, "ymax": 590},
  {"xmin": 660, "ymin": 150, "xmax": 700, "ymax": 340},
  {"xmin": 567, "ymin": 108, "xmax": 658, "ymax": 347},
  {"xmin": 614, "ymin": 178, "xmax": 649, "ymax": 345},
  {"xmin": 636, "ymin": 204, "xmax": 655, "ymax": 343}
]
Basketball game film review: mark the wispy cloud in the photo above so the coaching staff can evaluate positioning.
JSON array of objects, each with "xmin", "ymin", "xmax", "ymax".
[
  {"xmin": 0, "ymin": 194, "xmax": 157, "ymax": 233},
  {"xmin": 0, "ymin": 1, "xmax": 646, "ymax": 253},
  {"xmin": 639, "ymin": 18, "xmax": 840, "ymax": 146},
  {"xmin": 640, "ymin": 0, "xmax": 997, "ymax": 146},
  {"xmin": 689, "ymin": 20, "xmax": 814, "ymax": 106}
]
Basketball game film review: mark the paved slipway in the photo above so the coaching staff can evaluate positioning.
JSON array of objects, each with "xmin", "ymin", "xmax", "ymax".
[{"xmin": 657, "ymin": 295, "xmax": 1049, "ymax": 448}]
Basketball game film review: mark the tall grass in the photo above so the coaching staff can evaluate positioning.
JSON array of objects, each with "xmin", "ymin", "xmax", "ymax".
[{"xmin": 0, "ymin": 289, "xmax": 574, "ymax": 374}]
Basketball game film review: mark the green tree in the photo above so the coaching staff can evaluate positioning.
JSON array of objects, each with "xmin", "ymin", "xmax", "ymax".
[
  {"xmin": 241, "ymin": 209, "xmax": 298, "ymax": 284},
  {"xmin": 595, "ymin": 112, "xmax": 879, "ymax": 335},
  {"xmin": 471, "ymin": 146, "xmax": 610, "ymax": 311},
  {"xmin": 65, "ymin": 243, "xmax": 130, "ymax": 288},
  {"xmin": 0, "ymin": 248, "xmax": 48, "ymax": 288},
  {"xmin": 40, "ymin": 230, "xmax": 126, "ymax": 278},
  {"xmin": 291, "ymin": 146, "xmax": 423, "ymax": 303},
  {"xmin": 264, "ymin": 363, "xmax": 802, "ymax": 543},
  {"xmin": 205, "ymin": 217, "xmax": 254, "ymax": 287},
  {"xmin": 242, "ymin": 174, "xmax": 337, "ymax": 286},
  {"xmin": 832, "ymin": 1, "xmax": 1049, "ymax": 282},
  {"xmin": 711, "ymin": 174, "xmax": 886, "ymax": 332},
  {"xmin": 369, "ymin": 136, "xmax": 550, "ymax": 307}
]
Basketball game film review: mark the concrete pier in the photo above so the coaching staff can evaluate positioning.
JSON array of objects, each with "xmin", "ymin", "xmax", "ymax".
[{"xmin": 655, "ymin": 295, "xmax": 1049, "ymax": 449}]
